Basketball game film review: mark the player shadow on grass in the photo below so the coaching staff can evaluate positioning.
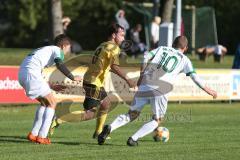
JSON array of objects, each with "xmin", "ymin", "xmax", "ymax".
[
  {"xmin": 0, "ymin": 135, "xmax": 31, "ymax": 143},
  {"xmin": 52, "ymin": 141, "xmax": 81, "ymax": 145},
  {"xmin": 53, "ymin": 141, "xmax": 125, "ymax": 146},
  {"xmin": 140, "ymin": 139, "xmax": 157, "ymax": 142}
]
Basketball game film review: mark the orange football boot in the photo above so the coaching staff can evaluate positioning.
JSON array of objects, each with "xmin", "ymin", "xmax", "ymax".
[
  {"xmin": 36, "ymin": 136, "xmax": 51, "ymax": 145},
  {"xmin": 27, "ymin": 132, "xmax": 37, "ymax": 142}
]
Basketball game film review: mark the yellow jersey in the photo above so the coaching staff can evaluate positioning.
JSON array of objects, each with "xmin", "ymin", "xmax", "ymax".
[{"xmin": 83, "ymin": 41, "xmax": 120, "ymax": 87}]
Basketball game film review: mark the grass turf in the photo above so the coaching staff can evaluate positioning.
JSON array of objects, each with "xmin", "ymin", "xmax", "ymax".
[{"xmin": 0, "ymin": 102, "xmax": 240, "ymax": 160}]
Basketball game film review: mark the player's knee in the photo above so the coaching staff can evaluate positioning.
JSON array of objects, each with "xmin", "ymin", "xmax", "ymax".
[
  {"xmin": 48, "ymin": 101, "xmax": 57, "ymax": 109},
  {"xmin": 128, "ymin": 110, "xmax": 140, "ymax": 121},
  {"xmin": 100, "ymin": 97, "xmax": 111, "ymax": 110}
]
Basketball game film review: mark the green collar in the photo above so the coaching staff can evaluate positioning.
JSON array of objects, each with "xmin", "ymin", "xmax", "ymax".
[{"xmin": 60, "ymin": 50, "xmax": 65, "ymax": 61}]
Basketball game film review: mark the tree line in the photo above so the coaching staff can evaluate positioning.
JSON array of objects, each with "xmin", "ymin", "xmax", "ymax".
[{"xmin": 0, "ymin": 0, "xmax": 239, "ymax": 54}]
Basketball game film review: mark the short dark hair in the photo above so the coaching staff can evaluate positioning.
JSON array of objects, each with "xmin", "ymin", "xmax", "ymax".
[
  {"xmin": 106, "ymin": 23, "xmax": 124, "ymax": 38},
  {"xmin": 172, "ymin": 36, "xmax": 188, "ymax": 49},
  {"xmin": 54, "ymin": 34, "xmax": 71, "ymax": 47}
]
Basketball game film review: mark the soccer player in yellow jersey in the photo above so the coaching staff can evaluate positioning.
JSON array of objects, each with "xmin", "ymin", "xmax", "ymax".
[
  {"xmin": 83, "ymin": 23, "xmax": 136, "ymax": 138},
  {"xmin": 50, "ymin": 23, "xmax": 136, "ymax": 138}
]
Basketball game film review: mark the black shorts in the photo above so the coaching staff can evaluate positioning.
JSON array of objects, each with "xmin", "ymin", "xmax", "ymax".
[{"xmin": 83, "ymin": 82, "xmax": 107, "ymax": 110}]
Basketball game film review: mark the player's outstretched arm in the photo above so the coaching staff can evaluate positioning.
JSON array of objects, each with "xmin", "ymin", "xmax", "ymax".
[
  {"xmin": 54, "ymin": 58, "xmax": 82, "ymax": 81},
  {"xmin": 110, "ymin": 64, "xmax": 136, "ymax": 88},
  {"xmin": 202, "ymin": 86, "xmax": 217, "ymax": 99},
  {"xmin": 190, "ymin": 73, "xmax": 217, "ymax": 99}
]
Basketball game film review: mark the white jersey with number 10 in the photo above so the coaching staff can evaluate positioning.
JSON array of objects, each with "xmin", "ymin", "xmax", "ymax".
[{"xmin": 143, "ymin": 46, "xmax": 195, "ymax": 86}]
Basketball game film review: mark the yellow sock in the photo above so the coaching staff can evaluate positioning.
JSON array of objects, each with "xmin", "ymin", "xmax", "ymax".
[{"xmin": 95, "ymin": 110, "xmax": 108, "ymax": 134}]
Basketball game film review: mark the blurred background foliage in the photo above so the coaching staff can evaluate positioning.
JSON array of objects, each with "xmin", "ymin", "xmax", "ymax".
[{"xmin": 0, "ymin": 0, "xmax": 239, "ymax": 53}]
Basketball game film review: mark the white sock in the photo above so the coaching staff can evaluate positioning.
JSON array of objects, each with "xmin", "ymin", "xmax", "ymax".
[
  {"xmin": 31, "ymin": 106, "xmax": 46, "ymax": 136},
  {"xmin": 38, "ymin": 107, "xmax": 55, "ymax": 138},
  {"xmin": 110, "ymin": 113, "xmax": 131, "ymax": 132},
  {"xmin": 131, "ymin": 120, "xmax": 158, "ymax": 141}
]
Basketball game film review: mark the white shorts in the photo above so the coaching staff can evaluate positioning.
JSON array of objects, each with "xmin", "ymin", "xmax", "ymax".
[
  {"xmin": 130, "ymin": 93, "xmax": 168, "ymax": 119},
  {"xmin": 18, "ymin": 69, "xmax": 51, "ymax": 99}
]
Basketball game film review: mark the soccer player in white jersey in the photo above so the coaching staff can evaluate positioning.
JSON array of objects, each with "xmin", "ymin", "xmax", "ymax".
[
  {"xmin": 18, "ymin": 34, "xmax": 81, "ymax": 144},
  {"xmin": 98, "ymin": 36, "xmax": 217, "ymax": 146}
]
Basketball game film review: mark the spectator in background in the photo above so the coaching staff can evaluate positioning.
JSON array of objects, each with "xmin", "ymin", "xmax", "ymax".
[
  {"xmin": 62, "ymin": 16, "xmax": 82, "ymax": 54},
  {"xmin": 129, "ymin": 24, "xmax": 147, "ymax": 58},
  {"xmin": 197, "ymin": 44, "xmax": 227, "ymax": 62},
  {"xmin": 115, "ymin": 9, "xmax": 130, "ymax": 34},
  {"xmin": 62, "ymin": 16, "xmax": 71, "ymax": 34},
  {"xmin": 232, "ymin": 43, "xmax": 240, "ymax": 69},
  {"xmin": 151, "ymin": 16, "xmax": 161, "ymax": 49}
]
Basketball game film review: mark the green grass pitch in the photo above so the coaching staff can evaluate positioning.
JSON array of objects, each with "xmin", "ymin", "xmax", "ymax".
[{"xmin": 0, "ymin": 102, "xmax": 240, "ymax": 160}]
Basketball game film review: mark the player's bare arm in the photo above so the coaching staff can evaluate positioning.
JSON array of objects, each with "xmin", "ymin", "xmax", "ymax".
[
  {"xmin": 110, "ymin": 64, "xmax": 136, "ymax": 88},
  {"xmin": 190, "ymin": 73, "xmax": 217, "ymax": 99},
  {"xmin": 54, "ymin": 58, "xmax": 82, "ymax": 82},
  {"xmin": 202, "ymin": 86, "xmax": 217, "ymax": 99}
]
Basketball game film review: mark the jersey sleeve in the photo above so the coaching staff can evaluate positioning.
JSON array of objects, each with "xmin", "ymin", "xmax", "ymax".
[
  {"xmin": 143, "ymin": 47, "xmax": 161, "ymax": 63},
  {"xmin": 110, "ymin": 46, "xmax": 120, "ymax": 66},
  {"xmin": 53, "ymin": 47, "xmax": 64, "ymax": 61},
  {"xmin": 183, "ymin": 57, "xmax": 196, "ymax": 76},
  {"xmin": 190, "ymin": 73, "xmax": 204, "ymax": 89},
  {"xmin": 54, "ymin": 58, "xmax": 74, "ymax": 80}
]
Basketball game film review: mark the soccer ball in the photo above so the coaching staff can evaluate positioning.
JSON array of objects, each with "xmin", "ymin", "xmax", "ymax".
[{"xmin": 153, "ymin": 127, "xmax": 169, "ymax": 142}]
